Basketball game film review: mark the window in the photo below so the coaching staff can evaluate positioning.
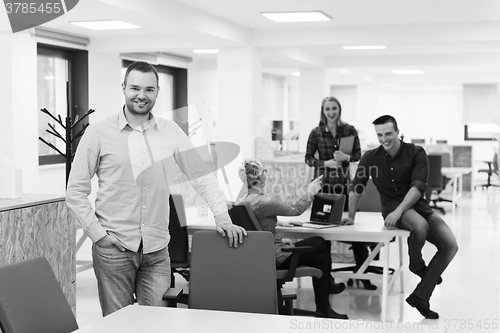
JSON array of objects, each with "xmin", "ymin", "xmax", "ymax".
[
  {"xmin": 37, "ymin": 44, "xmax": 88, "ymax": 165},
  {"xmin": 464, "ymin": 124, "xmax": 500, "ymax": 141}
]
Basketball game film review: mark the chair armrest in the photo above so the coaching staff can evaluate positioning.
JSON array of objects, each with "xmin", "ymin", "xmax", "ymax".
[
  {"xmin": 281, "ymin": 246, "xmax": 314, "ymax": 254},
  {"xmin": 162, "ymin": 288, "xmax": 183, "ymax": 307}
]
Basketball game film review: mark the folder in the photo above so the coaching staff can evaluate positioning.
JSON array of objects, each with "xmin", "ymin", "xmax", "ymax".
[{"xmin": 339, "ymin": 136, "xmax": 355, "ymax": 155}]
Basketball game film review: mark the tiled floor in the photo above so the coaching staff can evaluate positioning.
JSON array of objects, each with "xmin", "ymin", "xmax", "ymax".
[{"xmin": 75, "ymin": 189, "xmax": 500, "ymax": 332}]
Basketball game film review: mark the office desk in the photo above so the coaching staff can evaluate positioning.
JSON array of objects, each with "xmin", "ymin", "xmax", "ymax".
[
  {"xmin": 441, "ymin": 167, "xmax": 472, "ymax": 213},
  {"xmin": 74, "ymin": 304, "xmax": 444, "ymax": 333},
  {"xmin": 186, "ymin": 210, "xmax": 409, "ymax": 322},
  {"xmin": 276, "ymin": 212, "xmax": 408, "ymax": 322}
]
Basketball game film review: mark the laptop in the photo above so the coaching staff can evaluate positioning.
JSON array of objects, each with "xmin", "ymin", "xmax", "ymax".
[{"xmin": 302, "ymin": 193, "xmax": 346, "ymax": 229}]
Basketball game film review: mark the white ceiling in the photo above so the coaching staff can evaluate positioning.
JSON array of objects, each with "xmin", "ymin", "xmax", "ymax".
[{"xmin": 3, "ymin": 0, "xmax": 500, "ymax": 85}]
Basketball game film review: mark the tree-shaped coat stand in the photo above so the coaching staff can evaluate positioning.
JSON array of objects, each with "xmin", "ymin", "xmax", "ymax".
[{"xmin": 38, "ymin": 82, "xmax": 94, "ymax": 186}]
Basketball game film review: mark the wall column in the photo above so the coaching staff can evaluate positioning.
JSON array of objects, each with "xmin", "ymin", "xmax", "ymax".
[
  {"xmin": 298, "ymin": 68, "xmax": 329, "ymax": 152},
  {"xmin": 217, "ymin": 47, "xmax": 262, "ymax": 158}
]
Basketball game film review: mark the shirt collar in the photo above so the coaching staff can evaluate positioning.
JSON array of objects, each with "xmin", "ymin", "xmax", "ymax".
[
  {"xmin": 119, "ymin": 107, "xmax": 158, "ymax": 131},
  {"xmin": 379, "ymin": 139, "xmax": 404, "ymax": 159},
  {"xmin": 247, "ymin": 187, "xmax": 264, "ymax": 195}
]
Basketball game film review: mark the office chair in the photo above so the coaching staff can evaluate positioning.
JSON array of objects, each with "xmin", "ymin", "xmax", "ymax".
[
  {"xmin": 168, "ymin": 194, "xmax": 190, "ymax": 287},
  {"xmin": 476, "ymin": 152, "xmax": 499, "ymax": 190},
  {"xmin": 332, "ymin": 179, "xmax": 395, "ymax": 287},
  {"xmin": 166, "ymin": 230, "xmax": 279, "ymax": 314},
  {"xmin": 228, "ymin": 203, "xmax": 323, "ymax": 316},
  {"xmin": 0, "ymin": 257, "xmax": 79, "ymax": 333},
  {"xmin": 426, "ymin": 155, "xmax": 446, "ymax": 214},
  {"xmin": 430, "ymin": 153, "xmax": 453, "ymax": 207}
]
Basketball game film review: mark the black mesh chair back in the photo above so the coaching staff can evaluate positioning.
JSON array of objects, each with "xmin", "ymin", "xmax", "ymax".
[
  {"xmin": 228, "ymin": 204, "xmax": 262, "ymax": 231},
  {"xmin": 168, "ymin": 194, "xmax": 190, "ymax": 287}
]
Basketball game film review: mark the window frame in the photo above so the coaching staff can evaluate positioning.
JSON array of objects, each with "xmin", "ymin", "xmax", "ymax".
[
  {"xmin": 37, "ymin": 43, "xmax": 88, "ymax": 166},
  {"xmin": 464, "ymin": 125, "xmax": 499, "ymax": 142}
]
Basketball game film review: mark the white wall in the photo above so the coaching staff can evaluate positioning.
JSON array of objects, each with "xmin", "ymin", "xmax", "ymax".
[
  {"xmin": 355, "ymin": 84, "xmax": 464, "ymax": 148},
  {"xmin": 188, "ymin": 59, "xmax": 218, "ymax": 142}
]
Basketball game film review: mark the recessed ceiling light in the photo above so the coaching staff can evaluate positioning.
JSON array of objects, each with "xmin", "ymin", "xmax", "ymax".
[
  {"xmin": 43, "ymin": 75, "xmax": 55, "ymax": 80},
  {"xmin": 343, "ymin": 45, "xmax": 387, "ymax": 50},
  {"xmin": 291, "ymin": 72, "xmax": 300, "ymax": 76},
  {"xmin": 192, "ymin": 49, "xmax": 219, "ymax": 54},
  {"xmin": 392, "ymin": 69, "xmax": 425, "ymax": 75},
  {"xmin": 70, "ymin": 20, "xmax": 140, "ymax": 30},
  {"xmin": 261, "ymin": 11, "xmax": 331, "ymax": 23}
]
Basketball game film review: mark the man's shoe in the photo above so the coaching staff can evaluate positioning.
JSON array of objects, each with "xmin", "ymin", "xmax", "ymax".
[
  {"xmin": 328, "ymin": 280, "xmax": 346, "ymax": 295},
  {"xmin": 406, "ymin": 293, "xmax": 439, "ymax": 319},
  {"xmin": 410, "ymin": 267, "xmax": 442, "ymax": 285}
]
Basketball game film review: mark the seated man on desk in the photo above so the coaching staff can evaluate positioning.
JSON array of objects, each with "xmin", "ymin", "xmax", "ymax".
[
  {"xmin": 342, "ymin": 115, "xmax": 458, "ymax": 319},
  {"xmin": 236, "ymin": 158, "xmax": 348, "ymax": 319}
]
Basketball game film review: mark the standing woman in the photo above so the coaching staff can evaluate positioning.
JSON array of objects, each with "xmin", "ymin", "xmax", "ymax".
[{"xmin": 305, "ymin": 96, "xmax": 376, "ymax": 290}]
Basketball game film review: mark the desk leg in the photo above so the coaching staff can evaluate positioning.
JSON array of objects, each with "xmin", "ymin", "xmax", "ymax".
[
  {"xmin": 381, "ymin": 240, "xmax": 390, "ymax": 322},
  {"xmin": 399, "ymin": 236, "xmax": 404, "ymax": 293},
  {"xmin": 452, "ymin": 174, "xmax": 458, "ymax": 214}
]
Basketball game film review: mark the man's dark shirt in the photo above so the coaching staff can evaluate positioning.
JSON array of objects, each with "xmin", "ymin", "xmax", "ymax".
[{"xmin": 351, "ymin": 141, "xmax": 434, "ymax": 218}]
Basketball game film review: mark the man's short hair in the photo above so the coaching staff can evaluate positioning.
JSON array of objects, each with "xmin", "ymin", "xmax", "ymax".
[
  {"xmin": 123, "ymin": 61, "xmax": 159, "ymax": 87},
  {"xmin": 372, "ymin": 115, "xmax": 399, "ymax": 132}
]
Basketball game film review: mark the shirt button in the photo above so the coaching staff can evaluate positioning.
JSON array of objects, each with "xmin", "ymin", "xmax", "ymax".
[
  {"xmin": 142, "ymin": 206, "xmax": 146, "ymax": 209},
  {"xmin": 391, "ymin": 179, "xmax": 394, "ymax": 182},
  {"xmin": 391, "ymin": 167, "xmax": 394, "ymax": 170},
  {"xmin": 142, "ymin": 224, "xmax": 145, "ymax": 227}
]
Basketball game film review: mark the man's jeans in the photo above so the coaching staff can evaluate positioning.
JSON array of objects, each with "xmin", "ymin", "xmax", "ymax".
[
  {"xmin": 92, "ymin": 243, "xmax": 171, "ymax": 316},
  {"xmin": 397, "ymin": 209, "xmax": 458, "ymax": 301}
]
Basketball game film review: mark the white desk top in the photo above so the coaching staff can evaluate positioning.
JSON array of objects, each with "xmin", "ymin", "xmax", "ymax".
[
  {"xmin": 441, "ymin": 167, "xmax": 472, "ymax": 175},
  {"xmin": 277, "ymin": 211, "xmax": 408, "ymax": 242},
  {"xmin": 185, "ymin": 208, "xmax": 408, "ymax": 243},
  {"xmin": 74, "ymin": 305, "xmax": 444, "ymax": 333}
]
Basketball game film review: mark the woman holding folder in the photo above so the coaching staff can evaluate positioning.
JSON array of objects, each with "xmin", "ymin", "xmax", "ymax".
[{"xmin": 305, "ymin": 96, "xmax": 376, "ymax": 290}]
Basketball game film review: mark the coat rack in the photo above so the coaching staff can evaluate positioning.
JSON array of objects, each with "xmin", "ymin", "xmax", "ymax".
[{"xmin": 38, "ymin": 82, "xmax": 94, "ymax": 186}]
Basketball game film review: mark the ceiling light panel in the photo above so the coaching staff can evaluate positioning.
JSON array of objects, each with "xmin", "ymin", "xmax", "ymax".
[
  {"xmin": 343, "ymin": 45, "xmax": 387, "ymax": 50},
  {"xmin": 392, "ymin": 69, "xmax": 425, "ymax": 75},
  {"xmin": 261, "ymin": 11, "xmax": 331, "ymax": 23},
  {"xmin": 70, "ymin": 20, "xmax": 140, "ymax": 30}
]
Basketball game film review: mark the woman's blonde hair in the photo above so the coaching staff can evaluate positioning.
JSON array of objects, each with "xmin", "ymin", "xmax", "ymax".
[
  {"xmin": 238, "ymin": 158, "xmax": 265, "ymax": 188},
  {"xmin": 319, "ymin": 96, "xmax": 347, "ymax": 127}
]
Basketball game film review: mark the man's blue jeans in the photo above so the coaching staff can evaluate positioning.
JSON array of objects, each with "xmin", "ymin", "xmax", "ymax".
[
  {"xmin": 397, "ymin": 209, "xmax": 458, "ymax": 301},
  {"xmin": 92, "ymin": 243, "xmax": 171, "ymax": 316}
]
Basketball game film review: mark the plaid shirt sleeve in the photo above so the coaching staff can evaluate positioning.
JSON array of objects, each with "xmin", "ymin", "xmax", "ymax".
[
  {"xmin": 305, "ymin": 128, "xmax": 324, "ymax": 167},
  {"xmin": 410, "ymin": 147, "xmax": 429, "ymax": 194}
]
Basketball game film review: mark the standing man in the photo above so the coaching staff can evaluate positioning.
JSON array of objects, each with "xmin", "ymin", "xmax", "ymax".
[
  {"xmin": 66, "ymin": 61, "xmax": 246, "ymax": 316},
  {"xmin": 342, "ymin": 115, "xmax": 458, "ymax": 319}
]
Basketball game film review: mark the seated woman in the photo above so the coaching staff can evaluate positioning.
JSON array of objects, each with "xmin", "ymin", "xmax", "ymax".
[{"xmin": 236, "ymin": 158, "xmax": 348, "ymax": 319}]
